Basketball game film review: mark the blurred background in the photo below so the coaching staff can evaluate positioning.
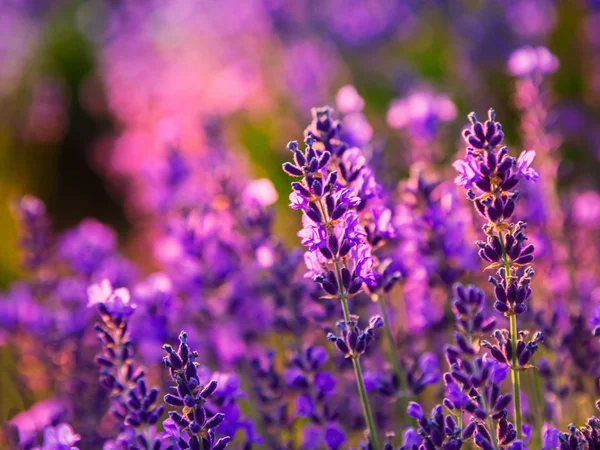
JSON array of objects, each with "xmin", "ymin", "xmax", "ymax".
[{"xmin": 1, "ymin": 0, "xmax": 600, "ymax": 441}]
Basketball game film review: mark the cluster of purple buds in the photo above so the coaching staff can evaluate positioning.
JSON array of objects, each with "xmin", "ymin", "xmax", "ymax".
[
  {"xmin": 454, "ymin": 110, "xmax": 538, "ymax": 317},
  {"xmin": 443, "ymin": 355, "xmax": 512, "ymax": 417},
  {"xmin": 162, "ymin": 332, "xmax": 230, "ymax": 450},
  {"xmin": 406, "ymin": 403, "xmax": 464, "ymax": 450},
  {"xmin": 451, "ymin": 284, "xmax": 497, "ymax": 340},
  {"xmin": 89, "ymin": 281, "xmax": 139, "ymax": 394},
  {"xmin": 88, "ymin": 281, "xmax": 166, "ymax": 450},
  {"xmin": 487, "ymin": 265, "xmax": 534, "ymax": 316},
  {"xmin": 286, "ymin": 346, "xmax": 337, "ymax": 418},
  {"xmin": 327, "ymin": 315, "xmax": 383, "ymax": 358},
  {"xmin": 482, "ymin": 329, "xmax": 544, "ymax": 370},
  {"xmin": 365, "ymin": 352, "xmax": 440, "ymax": 399},
  {"xmin": 248, "ymin": 350, "xmax": 290, "ymax": 432},
  {"xmin": 558, "ymin": 418, "xmax": 600, "ymax": 449},
  {"xmin": 285, "ymin": 346, "xmax": 346, "ymax": 449},
  {"xmin": 454, "ymin": 109, "xmax": 538, "ymax": 215},
  {"xmin": 474, "ymin": 417, "xmax": 521, "ymax": 450},
  {"xmin": 285, "ymin": 135, "xmax": 377, "ymax": 293},
  {"xmin": 477, "ymin": 222, "xmax": 534, "ymax": 267},
  {"xmin": 303, "ymin": 106, "xmax": 349, "ymax": 158}
]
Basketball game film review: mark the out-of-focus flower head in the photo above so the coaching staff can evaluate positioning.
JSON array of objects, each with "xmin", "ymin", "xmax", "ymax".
[
  {"xmin": 87, "ymin": 279, "xmax": 136, "ymax": 323},
  {"xmin": 387, "ymin": 90, "xmax": 457, "ymax": 142},
  {"xmin": 507, "ymin": 45, "xmax": 559, "ymax": 77}
]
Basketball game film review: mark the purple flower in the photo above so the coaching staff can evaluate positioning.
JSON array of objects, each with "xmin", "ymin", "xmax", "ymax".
[
  {"xmin": 296, "ymin": 394, "xmax": 316, "ymax": 418},
  {"xmin": 241, "ymin": 178, "xmax": 278, "ymax": 207},
  {"xmin": 40, "ymin": 423, "xmax": 81, "ymax": 450},
  {"xmin": 336, "ymin": 85, "xmax": 365, "ymax": 114},
  {"xmin": 407, "ymin": 402, "xmax": 424, "ymax": 420},
  {"xmin": 591, "ymin": 306, "xmax": 600, "ymax": 328},
  {"xmin": 516, "ymin": 150, "xmax": 539, "ymax": 181},
  {"xmin": 541, "ymin": 423, "xmax": 559, "ymax": 449},
  {"xmin": 323, "ymin": 423, "xmax": 346, "ymax": 450},
  {"xmin": 87, "ymin": 279, "xmax": 136, "ymax": 321},
  {"xmin": 401, "ymin": 427, "xmax": 421, "ymax": 448},
  {"xmin": 452, "ymin": 155, "xmax": 480, "ymax": 188}
]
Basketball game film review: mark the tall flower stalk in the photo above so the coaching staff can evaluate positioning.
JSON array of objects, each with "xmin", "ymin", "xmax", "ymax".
[
  {"xmin": 453, "ymin": 109, "xmax": 540, "ymax": 441},
  {"xmin": 305, "ymin": 104, "xmax": 408, "ymax": 418},
  {"xmin": 283, "ymin": 129, "xmax": 382, "ymax": 448}
]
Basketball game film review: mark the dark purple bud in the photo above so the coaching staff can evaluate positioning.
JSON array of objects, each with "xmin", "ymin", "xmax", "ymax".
[
  {"xmin": 319, "ymin": 246, "xmax": 333, "ymax": 260},
  {"xmin": 489, "ymin": 130, "xmax": 504, "ymax": 147},
  {"xmin": 334, "ymin": 338, "xmax": 350, "ymax": 355},
  {"xmin": 463, "ymin": 422, "xmax": 476, "ymax": 439},
  {"xmin": 503, "ymin": 199, "xmax": 516, "ymax": 219},
  {"xmin": 490, "ymin": 346, "xmax": 508, "ymax": 364},
  {"xmin": 474, "ymin": 122, "xmax": 485, "ymax": 141},
  {"xmin": 194, "ymin": 406, "xmax": 206, "ymax": 425},
  {"xmin": 407, "ymin": 402, "xmax": 424, "ymax": 420},
  {"xmin": 311, "ymin": 179, "xmax": 323, "ymax": 196},
  {"xmin": 494, "ymin": 302, "xmax": 510, "ymax": 313},
  {"xmin": 502, "ymin": 176, "xmax": 519, "ymax": 191},
  {"xmin": 495, "ymin": 394, "xmax": 511, "ymax": 411},
  {"xmin": 189, "ymin": 422, "xmax": 201, "ymax": 434},
  {"xmin": 200, "ymin": 380, "xmax": 218, "ymax": 398},
  {"xmin": 483, "ymin": 246, "xmax": 499, "ymax": 262},
  {"xmin": 282, "ymin": 163, "xmax": 303, "ymax": 177},
  {"xmin": 322, "ymin": 280, "xmax": 338, "ymax": 296},
  {"xmin": 474, "ymin": 408, "xmax": 487, "ymax": 420},
  {"xmin": 328, "ymin": 235, "xmax": 339, "ymax": 256},
  {"xmin": 468, "ymin": 135, "xmax": 484, "ymax": 149},
  {"xmin": 514, "ymin": 304, "xmax": 527, "ymax": 314},
  {"xmin": 341, "ymin": 268, "xmax": 351, "ymax": 290},
  {"xmin": 292, "ymin": 182, "xmax": 311, "ymax": 197},
  {"xmin": 213, "ymin": 437, "xmax": 231, "ymax": 450},
  {"xmin": 514, "ymin": 254, "xmax": 534, "ymax": 265},
  {"xmin": 204, "ymin": 413, "xmax": 225, "ymax": 430},
  {"xmin": 96, "ymin": 356, "xmax": 115, "ymax": 367},
  {"xmin": 306, "ymin": 209, "xmax": 322, "ymax": 224},
  {"xmin": 189, "ymin": 437, "xmax": 201, "ymax": 450},
  {"xmin": 475, "ymin": 178, "xmax": 492, "ymax": 192},
  {"xmin": 348, "ymin": 277, "xmax": 363, "ymax": 294},
  {"xmin": 494, "ymin": 286, "xmax": 507, "ymax": 303},
  {"xmin": 319, "ymin": 151, "xmax": 331, "ymax": 169},
  {"xmin": 184, "ymin": 395, "xmax": 195, "ymax": 408},
  {"xmin": 332, "ymin": 205, "xmax": 346, "ymax": 220},
  {"xmin": 164, "ymin": 394, "xmax": 184, "ymax": 407}
]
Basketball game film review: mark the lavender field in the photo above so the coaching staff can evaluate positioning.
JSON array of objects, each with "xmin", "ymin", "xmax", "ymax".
[{"xmin": 1, "ymin": 1, "xmax": 600, "ymax": 449}]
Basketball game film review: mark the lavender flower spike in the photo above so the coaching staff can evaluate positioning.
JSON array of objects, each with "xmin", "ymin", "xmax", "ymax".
[
  {"xmin": 284, "ymin": 119, "xmax": 382, "ymax": 449},
  {"xmin": 162, "ymin": 331, "xmax": 231, "ymax": 450},
  {"xmin": 88, "ymin": 280, "xmax": 167, "ymax": 450},
  {"xmin": 453, "ymin": 109, "xmax": 542, "ymax": 441}
]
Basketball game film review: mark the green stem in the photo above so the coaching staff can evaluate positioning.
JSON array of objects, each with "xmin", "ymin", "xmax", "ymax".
[
  {"xmin": 319, "ymin": 198, "xmax": 380, "ymax": 448},
  {"xmin": 378, "ymin": 293, "xmax": 409, "ymax": 422},
  {"xmin": 498, "ymin": 231, "xmax": 523, "ymax": 441},
  {"xmin": 509, "ymin": 313, "xmax": 523, "ymax": 440},
  {"xmin": 335, "ymin": 261, "xmax": 380, "ymax": 449},
  {"xmin": 480, "ymin": 393, "xmax": 500, "ymax": 450}
]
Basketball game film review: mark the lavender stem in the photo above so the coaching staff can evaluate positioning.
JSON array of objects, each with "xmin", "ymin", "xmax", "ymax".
[{"xmin": 334, "ymin": 260, "xmax": 380, "ymax": 449}]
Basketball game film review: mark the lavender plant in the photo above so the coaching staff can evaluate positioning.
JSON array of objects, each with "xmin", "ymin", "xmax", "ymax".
[{"xmin": 283, "ymin": 111, "xmax": 384, "ymax": 447}]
